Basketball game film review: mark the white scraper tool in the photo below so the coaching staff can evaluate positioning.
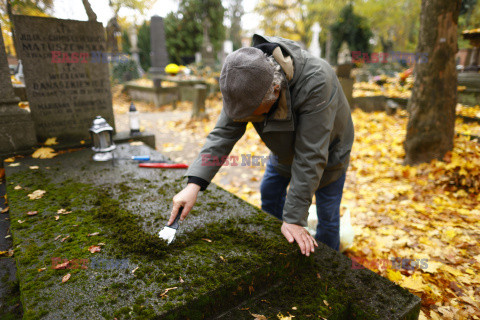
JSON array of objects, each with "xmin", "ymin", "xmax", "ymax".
[{"xmin": 158, "ymin": 207, "xmax": 183, "ymax": 245}]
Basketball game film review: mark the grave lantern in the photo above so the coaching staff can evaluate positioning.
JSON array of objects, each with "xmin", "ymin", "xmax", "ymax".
[{"xmin": 89, "ymin": 116, "xmax": 116, "ymax": 161}]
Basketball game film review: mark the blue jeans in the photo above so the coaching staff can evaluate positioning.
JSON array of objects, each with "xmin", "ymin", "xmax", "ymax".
[{"xmin": 260, "ymin": 157, "xmax": 346, "ymax": 251}]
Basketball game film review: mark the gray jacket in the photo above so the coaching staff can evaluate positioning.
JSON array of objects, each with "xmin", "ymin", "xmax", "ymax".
[{"xmin": 185, "ymin": 34, "xmax": 354, "ymax": 226}]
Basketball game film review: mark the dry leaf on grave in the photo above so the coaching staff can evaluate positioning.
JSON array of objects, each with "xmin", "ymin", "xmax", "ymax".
[
  {"xmin": 53, "ymin": 260, "xmax": 70, "ymax": 270},
  {"xmin": 250, "ymin": 313, "xmax": 267, "ymax": 320},
  {"xmin": 1, "ymin": 207, "xmax": 9, "ymax": 214},
  {"xmin": 14, "ymin": 185, "xmax": 22, "ymax": 190},
  {"xmin": 88, "ymin": 245, "xmax": 101, "ymax": 253},
  {"xmin": 32, "ymin": 147, "xmax": 57, "ymax": 159},
  {"xmin": 4, "ymin": 157, "xmax": 15, "ymax": 162},
  {"xmin": 8, "ymin": 163, "xmax": 20, "ymax": 167},
  {"xmin": 57, "ymin": 208, "xmax": 72, "ymax": 215},
  {"xmin": 159, "ymin": 287, "xmax": 178, "ymax": 298},
  {"xmin": 277, "ymin": 312, "xmax": 295, "ymax": 320},
  {"xmin": 62, "ymin": 273, "xmax": 71, "ymax": 283},
  {"xmin": 29, "ymin": 166, "xmax": 39, "ymax": 170},
  {"xmin": 26, "ymin": 211, "xmax": 38, "ymax": 216},
  {"xmin": 27, "ymin": 190, "xmax": 46, "ymax": 200}
]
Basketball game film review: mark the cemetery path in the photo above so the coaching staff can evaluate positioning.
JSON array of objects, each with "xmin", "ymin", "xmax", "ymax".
[{"xmin": 113, "ymin": 93, "xmax": 480, "ymax": 320}]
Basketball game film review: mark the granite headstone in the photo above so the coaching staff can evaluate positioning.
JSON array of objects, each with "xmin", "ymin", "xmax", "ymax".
[
  {"xmin": 11, "ymin": 15, "xmax": 115, "ymax": 143},
  {"xmin": 0, "ymin": 23, "xmax": 37, "ymax": 156},
  {"xmin": 149, "ymin": 15, "xmax": 169, "ymax": 87}
]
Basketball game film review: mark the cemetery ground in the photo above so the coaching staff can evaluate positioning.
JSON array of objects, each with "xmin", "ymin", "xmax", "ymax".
[{"xmin": 110, "ymin": 85, "xmax": 480, "ymax": 319}]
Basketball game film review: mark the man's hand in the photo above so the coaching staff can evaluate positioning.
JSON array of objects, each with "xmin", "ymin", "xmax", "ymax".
[
  {"xmin": 281, "ymin": 221, "xmax": 318, "ymax": 256},
  {"xmin": 168, "ymin": 183, "xmax": 201, "ymax": 225}
]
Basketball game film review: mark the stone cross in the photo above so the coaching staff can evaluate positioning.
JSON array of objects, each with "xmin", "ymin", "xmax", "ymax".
[
  {"xmin": 201, "ymin": 18, "xmax": 215, "ymax": 67},
  {"xmin": 128, "ymin": 26, "xmax": 144, "ymax": 76}
]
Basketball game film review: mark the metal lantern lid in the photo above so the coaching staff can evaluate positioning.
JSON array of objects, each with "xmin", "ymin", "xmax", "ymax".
[
  {"xmin": 89, "ymin": 116, "xmax": 114, "ymax": 134},
  {"xmin": 89, "ymin": 116, "xmax": 116, "ymax": 153}
]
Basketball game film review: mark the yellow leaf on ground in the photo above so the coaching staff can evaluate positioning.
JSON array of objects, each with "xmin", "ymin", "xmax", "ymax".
[
  {"xmin": 250, "ymin": 314, "xmax": 267, "ymax": 320},
  {"xmin": 32, "ymin": 147, "xmax": 57, "ymax": 159},
  {"xmin": 386, "ymin": 269, "xmax": 402, "ymax": 282},
  {"xmin": 401, "ymin": 274, "xmax": 426, "ymax": 292},
  {"xmin": 44, "ymin": 137, "xmax": 58, "ymax": 146}
]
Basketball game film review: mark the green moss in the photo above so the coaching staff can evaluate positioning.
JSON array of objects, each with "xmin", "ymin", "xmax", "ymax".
[{"xmin": 5, "ymin": 162, "xmax": 406, "ymax": 320}]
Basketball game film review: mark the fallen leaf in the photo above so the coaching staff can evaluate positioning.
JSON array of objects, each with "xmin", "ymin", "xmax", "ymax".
[
  {"xmin": 323, "ymin": 300, "xmax": 329, "ymax": 306},
  {"xmin": 201, "ymin": 238, "xmax": 212, "ymax": 242},
  {"xmin": 14, "ymin": 185, "xmax": 22, "ymax": 190},
  {"xmin": 8, "ymin": 163, "xmax": 20, "ymax": 167},
  {"xmin": 386, "ymin": 269, "xmax": 402, "ymax": 283},
  {"xmin": 80, "ymin": 140, "xmax": 85, "ymax": 145},
  {"xmin": 60, "ymin": 235, "xmax": 70, "ymax": 242},
  {"xmin": 179, "ymin": 276, "xmax": 184, "ymax": 283},
  {"xmin": 97, "ymin": 242, "xmax": 105, "ymax": 246},
  {"xmin": 401, "ymin": 274, "xmax": 426, "ymax": 292},
  {"xmin": 29, "ymin": 166, "xmax": 39, "ymax": 170},
  {"xmin": 44, "ymin": 137, "xmax": 58, "ymax": 146},
  {"xmin": 160, "ymin": 287, "xmax": 178, "ymax": 297},
  {"xmin": 292, "ymin": 307, "xmax": 297, "ymax": 310},
  {"xmin": 132, "ymin": 266, "xmax": 139, "ymax": 274},
  {"xmin": 27, "ymin": 190, "xmax": 46, "ymax": 200},
  {"xmin": 5, "ymin": 235, "xmax": 11, "ymax": 239},
  {"xmin": 87, "ymin": 232, "xmax": 99, "ymax": 237},
  {"xmin": 220, "ymin": 255, "xmax": 226, "ymax": 262},
  {"xmin": 62, "ymin": 273, "xmax": 71, "ymax": 283},
  {"xmin": 250, "ymin": 313, "xmax": 267, "ymax": 320},
  {"xmin": 277, "ymin": 312, "xmax": 295, "ymax": 320},
  {"xmin": 4, "ymin": 157, "xmax": 15, "ymax": 162},
  {"xmin": 26, "ymin": 211, "xmax": 38, "ymax": 216},
  {"xmin": 57, "ymin": 208, "xmax": 72, "ymax": 215},
  {"xmin": 130, "ymin": 141, "xmax": 144, "ymax": 146},
  {"xmin": 1, "ymin": 207, "xmax": 9, "ymax": 213},
  {"xmin": 32, "ymin": 147, "xmax": 57, "ymax": 159},
  {"xmin": 38, "ymin": 267, "xmax": 46, "ymax": 272},
  {"xmin": 53, "ymin": 260, "xmax": 70, "ymax": 270},
  {"xmin": 55, "ymin": 215, "xmax": 59, "ymax": 220},
  {"xmin": 54, "ymin": 235, "xmax": 62, "ymax": 241},
  {"xmin": 88, "ymin": 245, "xmax": 101, "ymax": 253},
  {"xmin": 17, "ymin": 220, "xmax": 25, "ymax": 224},
  {"xmin": 0, "ymin": 251, "xmax": 8, "ymax": 256}
]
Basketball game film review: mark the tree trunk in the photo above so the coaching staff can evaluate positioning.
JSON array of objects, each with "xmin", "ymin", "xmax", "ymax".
[
  {"xmin": 404, "ymin": 0, "xmax": 461, "ymax": 165},
  {"xmin": 82, "ymin": 0, "xmax": 97, "ymax": 21}
]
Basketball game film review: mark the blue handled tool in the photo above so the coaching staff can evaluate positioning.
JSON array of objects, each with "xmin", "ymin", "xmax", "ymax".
[{"xmin": 116, "ymin": 155, "xmax": 151, "ymax": 161}]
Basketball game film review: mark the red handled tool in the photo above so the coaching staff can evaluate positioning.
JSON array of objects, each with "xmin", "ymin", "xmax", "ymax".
[{"xmin": 138, "ymin": 162, "xmax": 188, "ymax": 169}]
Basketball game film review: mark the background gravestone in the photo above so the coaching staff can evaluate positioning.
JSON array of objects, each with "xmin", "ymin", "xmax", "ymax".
[
  {"xmin": 0, "ymin": 23, "xmax": 37, "ymax": 157},
  {"xmin": 149, "ymin": 15, "xmax": 169, "ymax": 88},
  {"xmin": 201, "ymin": 19, "xmax": 215, "ymax": 68},
  {"xmin": 11, "ymin": 15, "xmax": 115, "ymax": 143}
]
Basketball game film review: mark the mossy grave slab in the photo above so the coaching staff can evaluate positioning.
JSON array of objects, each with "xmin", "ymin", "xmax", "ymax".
[
  {"xmin": 4, "ymin": 144, "xmax": 306, "ymax": 319},
  {"xmin": 4, "ymin": 143, "xmax": 420, "ymax": 319}
]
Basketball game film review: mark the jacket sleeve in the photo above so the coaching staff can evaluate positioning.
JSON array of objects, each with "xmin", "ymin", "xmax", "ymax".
[
  {"xmin": 184, "ymin": 108, "xmax": 247, "ymax": 185},
  {"xmin": 282, "ymin": 78, "xmax": 338, "ymax": 227}
]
